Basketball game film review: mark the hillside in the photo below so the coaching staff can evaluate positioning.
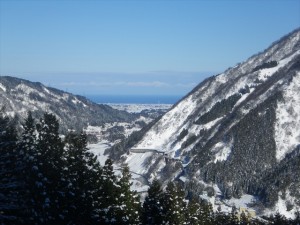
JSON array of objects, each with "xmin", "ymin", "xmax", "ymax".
[
  {"xmin": 0, "ymin": 76, "xmax": 137, "ymax": 132},
  {"xmin": 109, "ymin": 28, "xmax": 300, "ymax": 217}
]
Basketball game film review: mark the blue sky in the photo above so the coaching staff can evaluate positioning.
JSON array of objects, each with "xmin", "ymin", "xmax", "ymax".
[{"xmin": 0, "ymin": 0, "xmax": 299, "ymax": 97}]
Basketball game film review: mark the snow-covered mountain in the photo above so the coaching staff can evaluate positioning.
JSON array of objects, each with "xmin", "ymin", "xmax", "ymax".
[
  {"xmin": 110, "ymin": 28, "xmax": 300, "ymax": 217},
  {"xmin": 0, "ymin": 76, "xmax": 136, "ymax": 132}
]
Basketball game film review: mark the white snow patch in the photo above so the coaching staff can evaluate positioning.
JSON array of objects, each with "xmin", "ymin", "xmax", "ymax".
[
  {"xmin": 275, "ymin": 72, "xmax": 300, "ymax": 161},
  {"xmin": 223, "ymin": 194, "xmax": 256, "ymax": 209},
  {"xmin": 71, "ymin": 97, "xmax": 81, "ymax": 105},
  {"xmin": 15, "ymin": 83, "xmax": 45, "ymax": 98},
  {"xmin": 135, "ymin": 94, "xmax": 198, "ymax": 151},
  {"xmin": 88, "ymin": 141, "xmax": 110, "ymax": 166},
  {"xmin": 215, "ymin": 73, "xmax": 227, "ymax": 83},
  {"xmin": 212, "ymin": 139, "xmax": 233, "ymax": 163},
  {"xmin": 0, "ymin": 83, "xmax": 6, "ymax": 92},
  {"xmin": 125, "ymin": 152, "xmax": 156, "ymax": 175},
  {"xmin": 43, "ymin": 87, "xmax": 50, "ymax": 94}
]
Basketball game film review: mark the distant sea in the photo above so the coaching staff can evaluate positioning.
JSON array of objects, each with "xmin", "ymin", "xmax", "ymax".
[{"xmin": 86, "ymin": 95, "xmax": 182, "ymax": 104}]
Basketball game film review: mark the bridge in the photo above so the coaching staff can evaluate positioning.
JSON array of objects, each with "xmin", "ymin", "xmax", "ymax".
[{"xmin": 130, "ymin": 148, "xmax": 165, "ymax": 154}]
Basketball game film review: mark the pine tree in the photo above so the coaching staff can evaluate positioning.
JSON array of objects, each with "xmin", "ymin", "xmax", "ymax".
[
  {"xmin": 214, "ymin": 210, "xmax": 230, "ymax": 225},
  {"xmin": 269, "ymin": 212, "xmax": 288, "ymax": 225},
  {"xmin": 64, "ymin": 131, "xmax": 102, "ymax": 224},
  {"xmin": 35, "ymin": 113, "xmax": 66, "ymax": 223},
  {"xmin": 18, "ymin": 111, "xmax": 44, "ymax": 224},
  {"xmin": 229, "ymin": 206, "xmax": 239, "ymax": 225},
  {"xmin": 161, "ymin": 182, "xmax": 187, "ymax": 225},
  {"xmin": 116, "ymin": 165, "xmax": 141, "ymax": 225},
  {"xmin": 0, "ymin": 112, "xmax": 25, "ymax": 223},
  {"xmin": 198, "ymin": 200, "xmax": 214, "ymax": 225},
  {"xmin": 142, "ymin": 179, "xmax": 164, "ymax": 225},
  {"xmin": 186, "ymin": 197, "xmax": 201, "ymax": 225},
  {"xmin": 99, "ymin": 158, "xmax": 119, "ymax": 224}
]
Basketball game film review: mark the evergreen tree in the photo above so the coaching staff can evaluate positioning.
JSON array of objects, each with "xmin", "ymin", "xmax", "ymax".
[
  {"xmin": 35, "ymin": 113, "xmax": 66, "ymax": 223},
  {"xmin": 186, "ymin": 197, "xmax": 201, "ymax": 225},
  {"xmin": 214, "ymin": 210, "xmax": 230, "ymax": 225},
  {"xmin": 116, "ymin": 165, "xmax": 141, "ymax": 225},
  {"xmin": 64, "ymin": 132, "xmax": 101, "ymax": 224},
  {"xmin": 0, "ymin": 112, "xmax": 25, "ymax": 224},
  {"xmin": 198, "ymin": 200, "xmax": 214, "ymax": 225},
  {"xmin": 269, "ymin": 212, "xmax": 288, "ymax": 225},
  {"xmin": 142, "ymin": 179, "xmax": 164, "ymax": 225},
  {"xmin": 99, "ymin": 158, "xmax": 120, "ymax": 224},
  {"xmin": 161, "ymin": 182, "xmax": 186, "ymax": 225},
  {"xmin": 18, "ymin": 111, "xmax": 44, "ymax": 224},
  {"xmin": 229, "ymin": 206, "xmax": 239, "ymax": 225}
]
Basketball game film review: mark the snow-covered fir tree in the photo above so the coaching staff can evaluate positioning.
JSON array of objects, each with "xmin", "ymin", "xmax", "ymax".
[
  {"xmin": 0, "ymin": 111, "xmax": 25, "ymax": 223},
  {"xmin": 161, "ymin": 182, "xmax": 186, "ymax": 225},
  {"xmin": 64, "ymin": 131, "xmax": 102, "ymax": 224},
  {"xmin": 116, "ymin": 165, "xmax": 141, "ymax": 225},
  {"xmin": 35, "ymin": 113, "xmax": 66, "ymax": 223},
  {"xmin": 142, "ymin": 179, "xmax": 164, "ymax": 225}
]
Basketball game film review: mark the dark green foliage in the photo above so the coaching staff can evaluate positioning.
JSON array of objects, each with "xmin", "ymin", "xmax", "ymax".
[
  {"xmin": 239, "ymin": 85, "xmax": 250, "ymax": 95},
  {"xmin": 195, "ymin": 94, "xmax": 241, "ymax": 125},
  {"xmin": 252, "ymin": 61, "xmax": 278, "ymax": 72},
  {"xmin": 18, "ymin": 111, "xmax": 43, "ymax": 224},
  {"xmin": 160, "ymin": 182, "xmax": 186, "ymax": 225},
  {"xmin": 186, "ymin": 198, "xmax": 214, "ymax": 225},
  {"xmin": 0, "ymin": 111, "xmax": 26, "ymax": 224},
  {"xmin": 181, "ymin": 134, "xmax": 197, "ymax": 148},
  {"xmin": 197, "ymin": 92, "xmax": 281, "ymax": 201},
  {"xmin": 142, "ymin": 179, "xmax": 164, "ymax": 225},
  {"xmin": 177, "ymin": 129, "xmax": 188, "ymax": 142},
  {"xmin": 116, "ymin": 166, "xmax": 141, "ymax": 225},
  {"xmin": 64, "ymin": 132, "xmax": 102, "ymax": 224}
]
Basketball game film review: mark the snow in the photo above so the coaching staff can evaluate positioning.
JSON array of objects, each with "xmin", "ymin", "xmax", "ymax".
[
  {"xmin": 212, "ymin": 139, "xmax": 233, "ymax": 163},
  {"xmin": 125, "ymin": 152, "xmax": 155, "ymax": 175},
  {"xmin": 16, "ymin": 83, "xmax": 45, "ymax": 98},
  {"xmin": 88, "ymin": 141, "xmax": 110, "ymax": 166},
  {"xmin": 108, "ymin": 103, "xmax": 172, "ymax": 113},
  {"xmin": 135, "ymin": 93, "xmax": 199, "ymax": 151},
  {"xmin": 223, "ymin": 194, "xmax": 256, "ymax": 209},
  {"xmin": 258, "ymin": 50, "xmax": 300, "ymax": 82},
  {"xmin": 43, "ymin": 87, "xmax": 50, "ymax": 94},
  {"xmin": 71, "ymin": 97, "xmax": 81, "ymax": 105},
  {"xmin": 275, "ymin": 72, "xmax": 300, "ymax": 161},
  {"xmin": 264, "ymin": 191, "xmax": 300, "ymax": 219},
  {"xmin": 0, "ymin": 83, "xmax": 6, "ymax": 92}
]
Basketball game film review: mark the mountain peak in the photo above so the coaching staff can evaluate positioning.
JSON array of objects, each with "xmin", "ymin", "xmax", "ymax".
[{"xmin": 115, "ymin": 28, "xmax": 300, "ymax": 218}]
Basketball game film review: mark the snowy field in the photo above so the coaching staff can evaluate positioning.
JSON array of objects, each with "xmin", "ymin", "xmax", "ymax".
[{"xmin": 107, "ymin": 103, "xmax": 172, "ymax": 113}]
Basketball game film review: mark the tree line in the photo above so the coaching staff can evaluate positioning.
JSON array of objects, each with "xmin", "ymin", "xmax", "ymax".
[{"xmin": 0, "ymin": 111, "xmax": 299, "ymax": 224}]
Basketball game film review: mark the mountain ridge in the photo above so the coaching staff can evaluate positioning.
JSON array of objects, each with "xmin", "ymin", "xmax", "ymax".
[
  {"xmin": 0, "ymin": 75, "xmax": 137, "ymax": 133},
  {"xmin": 110, "ymin": 28, "xmax": 300, "ymax": 218}
]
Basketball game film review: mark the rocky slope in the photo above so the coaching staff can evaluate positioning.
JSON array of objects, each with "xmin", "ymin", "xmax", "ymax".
[
  {"xmin": 111, "ymin": 28, "xmax": 300, "ymax": 217},
  {"xmin": 0, "ymin": 76, "xmax": 136, "ymax": 133}
]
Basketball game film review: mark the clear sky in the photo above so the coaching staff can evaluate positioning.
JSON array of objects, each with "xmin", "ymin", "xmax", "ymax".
[{"xmin": 0, "ymin": 0, "xmax": 299, "ymax": 97}]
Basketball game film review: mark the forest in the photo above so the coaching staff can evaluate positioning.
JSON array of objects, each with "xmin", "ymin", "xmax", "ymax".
[{"xmin": 0, "ymin": 111, "xmax": 299, "ymax": 224}]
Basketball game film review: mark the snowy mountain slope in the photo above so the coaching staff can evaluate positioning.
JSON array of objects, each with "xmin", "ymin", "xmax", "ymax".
[
  {"xmin": 112, "ymin": 28, "xmax": 300, "ymax": 217},
  {"xmin": 0, "ymin": 76, "xmax": 136, "ymax": 132}
]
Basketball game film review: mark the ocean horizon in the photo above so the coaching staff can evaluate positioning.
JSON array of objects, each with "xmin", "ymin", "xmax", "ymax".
[{"xmin": 86, "ymin": 95, "xmax": 182, "ymax": 104}]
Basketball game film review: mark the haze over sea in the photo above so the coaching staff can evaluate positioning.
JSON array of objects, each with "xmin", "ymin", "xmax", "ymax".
[{"xmin": 86, "ymin": 95, "xmax": 181, "ymax": 104}]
